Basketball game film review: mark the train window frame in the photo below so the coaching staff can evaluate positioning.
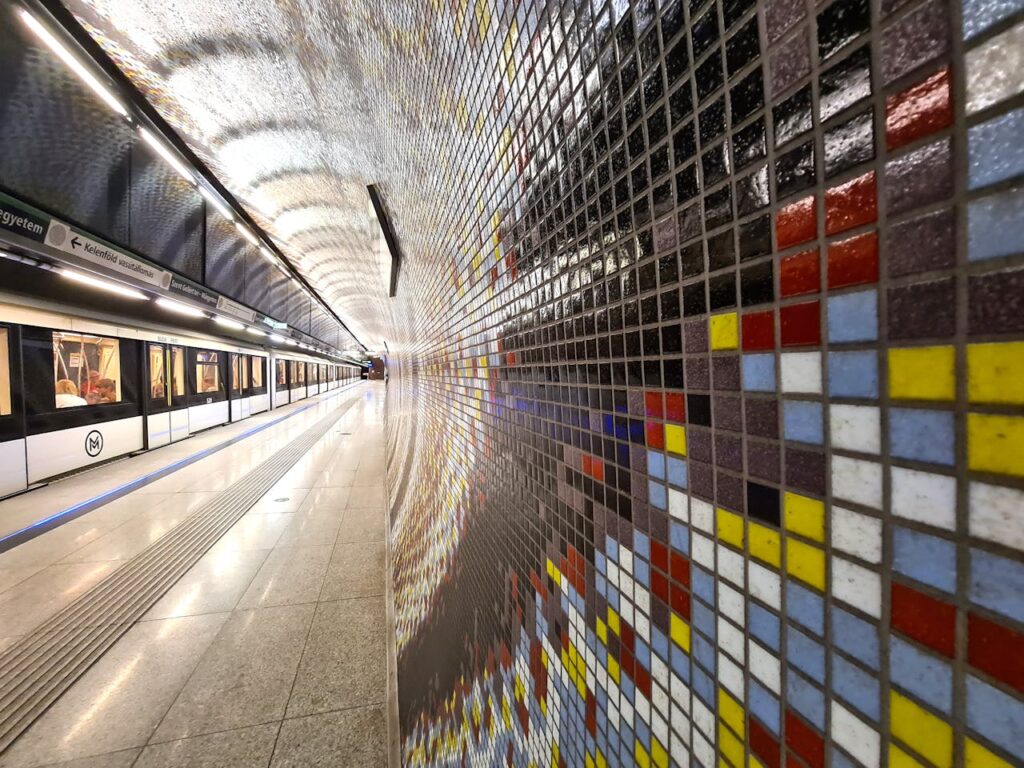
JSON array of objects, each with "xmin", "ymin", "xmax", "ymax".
[
  {"xmin": 230, "ymin": 353, "xmax": 248, "ymax": 395},
  {"xmin": 147, "ymin": 343, "xmax": 170, "ymax": 409},
  {"xmin": 170, "ymin": 346, "xmax": 186, "ymax": 403},
  {"xmin": 189, "ymin": 348, "xmax": 226, "ymax": 405},
  {"xmin": 276, "ymin": 359, "xmax": 288, "ymax": 389},
  {"xmin": 250, "ymin": 356, "xmax": 266, "ymax": 394},
  {"xmin": 52, "ymin": 330, "xmax": 123, "ymax": 410}
]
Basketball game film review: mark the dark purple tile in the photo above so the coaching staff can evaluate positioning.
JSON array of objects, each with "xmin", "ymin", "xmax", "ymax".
[
  {"xmin": 747, "ymin": 440, "xmax": 781, "ymax": 482},
  {"xmin": 628, "ymin": 390, "xmax": 645, "ymax": 416},
  {"xmin": 712, "ymin": 355, "xmax": 741, "ymax": 390},
  {"xmin": 686, "ymin": 356, "xmax": 711, "ymax": 389},
  {"xmin": 888, "ymin": 277, "xmax": 956, "ymax": 340},
  {"xmin": 887, "ymin": 207, "xmax": 956, "ymax": 277},
  {"xmin": 654, "ymin": 215, "xmax": 678, "ymax": 254},
  {"xmin": 685, "ymin": 319, "xmax": 708, "ymax": 352},
  {"xmin": 880, "ymin": 0, "xmax": 950, "ymax": 84},
  {"xmin": 713, "ymin": 394, "xmax": 744, "ymax": 432},
  {"xmin": 969, "ymin": 268, "xmax": 1024, "ymax": 335},
  {"xmin": 785, "ymin": 447, "xmax": 826, "ymax": 495},
  {"xmin": 885, "ymin": 138, "xmax": 953, "ymax": 216},
  {"xmin": 716, "ymin": 471, "xmax": 745, "ymax": 511},
  {"xmin": 633, "ymin": 472, "xmax": 650, "ymax": 503},
  {"xmin": 715, "ymin": 433, "xmax": 744, "ymax": 471},
  {"xmin": 766, "ymin": 0, "xmax": 807, "ymax": 42},
  {"xmin": 745, "ymin": 397, "xmax": 780, "ymax": 439},
  {"xmin": 771, "ymin": 27, "xmax": 812, "ymax": 96},
  {"xmin": 649, "ymin": 510, "xmax": 669, "ymax": 542},
  {"xmin": 689, "ymin": 427, "xmax": 714, "ymax": 462},
  {"xmin": 690, "ymin": 460, "xmax": 715, "ymax": 500}
]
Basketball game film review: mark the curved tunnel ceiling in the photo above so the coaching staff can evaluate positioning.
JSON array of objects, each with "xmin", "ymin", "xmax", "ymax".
[{"xmin": 59, "ymin": 0, "xmax": 395, "ymax": 350}]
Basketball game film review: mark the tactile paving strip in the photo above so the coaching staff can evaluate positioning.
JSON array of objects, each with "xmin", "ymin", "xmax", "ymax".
[{"xmin": 0, "ymin": 394, "xmax": 359, "ymax": 753}]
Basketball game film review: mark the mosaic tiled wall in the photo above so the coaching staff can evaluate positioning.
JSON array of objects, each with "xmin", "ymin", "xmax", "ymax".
[{"xmin": 378, "ymin": 0, "xmax": 1024, "ymax": 765}]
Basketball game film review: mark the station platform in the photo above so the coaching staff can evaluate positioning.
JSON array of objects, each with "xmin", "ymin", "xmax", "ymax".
[{"xmin": 0, "ymin": 382, "xmax": 396, "ymax": 768}]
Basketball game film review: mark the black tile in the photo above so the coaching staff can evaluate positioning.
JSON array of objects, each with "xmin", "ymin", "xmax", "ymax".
[
  {"xmin": 726, "ymin": 18, "xmax": 761, "ymax": 77},
  {"xmin": 688, "ymin": 394, "xmax": 713, "ymax": 426},
  {"xmin": 775, "ymin": 140, "xmax": 816, "ymax": 198},
  {"xmin": 732, "ymin": 118, "xmax": 767, "ymax": 169},
  {"xmin": 746, "ymin": 482, "xmax": 781, "ymax": 526},
  {"xmin": 823, "ymin": 108, "xmax": 875, "ymax": 178},
  {"xmin": 773, "ymin": 85, "xmax": 813, "ymax": 147},
  {"xmin": 818, "ymin": 0, "xmax": 871, "ymax": 61},
  {"xmin": 820, "ymin": 45, "xmax": 871, "ymax": 121},
  {"xmin": 729, "ymin": 67, "xmax": 764, "ymax": 123},
  {"xmin": 741, "ymin": 260, "xmax": 775, "ymax": 306}
]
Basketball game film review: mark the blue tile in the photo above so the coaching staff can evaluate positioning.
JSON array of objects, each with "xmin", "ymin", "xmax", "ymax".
[
  {"xmin": 670, "ymin": 521, "xmax": 690, "ymax": 554},
  {"xmin": 692, "ymin": 565, "xmax": 714, "ymax": 602},
  {"xmin": 969, "ymin": 186, "xmax": 1024, "ymax": 261},
  {"xmin": 970, "ymin": 548, "xmax": 1024, "ymax": 622},
  {"xmin": 832, "ymin": 654, "xmax": 880, "ymax": 721},
  {"xmin": 742, "ymin": 353, "xmax": 776, "ymax": 392},
  {"xmin": 784, "ymin": 400, "xmax": 824, "ymax": 444},
  {"xmin": 890, "ymin": 408, "xmax": 955, "ymax": 465},
  {"xmin": 970, "ymin": 108, "xmax": 1024, "ymax": 189},
  {"xmin": 749, "ymin": 679, "xmax": 781, "ymax": 734},
  {"xmin": 693, "ymin": 601, "xmax": 717, "ymax": 639},
  {"xmin": 967, "ymin": 675, "xmax": 1024, "ymax": 757},
  {"xmin": 962, "ymin": 0, "xmax": 1024, "ymax": 37},
  {"xmin": 633, "ymin": 530, "xmax": 650, "ymax": 559},
  {"xmin": 692, "ymin": 664, "xmax": 715, "ymax": 707},
  {"xmin": 827, "ymin": 290, "xmax": 878, "ymax": 343},
  {"xmin": 787, "ymin": 627, "xmax": 826, "ymax": 683},
  {"xmin": 831, "ymin": 748, "xmax": 858, "ymax": 768},
  {"xmin": 750, "ymin": 604, "xmax": 781, "ymax": 651},
  {"xmin": 893, "ymin": 527, "xmax": 958, "ymax": 593},
  {"xmin": 667, "ymin": 457, "xmax": 688, "ymax": 488},
  {"xmin": 828, "ymin": 351, "xmax": 878, "ymax": 398},
  {"xmin": 787, "ymin": 669, "xmax": 826, "ymax": 729},
  {"xmin": 891, "ymin": 637, "xmax": 954, "ymax": 715},
  {"xmin": 693, "ymin": 631, "xmax": 716, "ymax": 671},
  {"xmin": 648, "ymin": 450, "xmax": 665, "ymax": 479},
  {"xmin": 787, "ymin": 581, "xmax": 824, "ymax": 635},
  {"xmin": 634, "ymin": 559, "xmax": 650, "ymax": 587},
  {"xmin": 648, "ymin": 480, "xmax": 667, "ymax": 509}
]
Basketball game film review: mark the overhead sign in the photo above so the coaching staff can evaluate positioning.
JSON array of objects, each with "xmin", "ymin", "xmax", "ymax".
[
  {"xmin": 216, "ymin": 295, "xmax": 256, "ymax": 322},
  {"xmin": 168, "ymin": 276, "xmax": 219, "ymax": 308},
  {"xmin": 44, "ymin": 221, "xmax": 172, "ymax": 290},
  {"xmin": 0, "ymin": 191, "xmax": 48, "ymax": 243}
]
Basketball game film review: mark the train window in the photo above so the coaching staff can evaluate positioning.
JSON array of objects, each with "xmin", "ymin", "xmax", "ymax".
[
  {"xmin": 276, "ymin": 360, "xmax": 287, "ymax": 387},
  {"xmin": 53, "ymin": 331, "xmax": 121, "ymax": 408},
  {"xmin": 149, "ymin": 344, "xmax": 167, "ymax": 401},
  {"xmin": 251, "ymin": 357, "xmax": 264, "ymax": 389},
  {"xmin": 0, "ymin": 329, "xmax": 10, "ymax": 416},
  {"xmin": 292, "ymin": 361, "xmax": 305, "ymax": 385},
  {"xmin": 171, "ymin": 347, "xmax": 186, "ymax": 397},
  {"xmin": 231, "ymin": 355, "xmax": 241, "ymax": 393},
  {"xmin": 195, "ymin": 351, "xmax": 221, "ymax": 394}
]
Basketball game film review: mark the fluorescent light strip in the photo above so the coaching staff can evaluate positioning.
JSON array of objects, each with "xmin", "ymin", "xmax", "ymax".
[
  {"xmin": 235, "ymin": 222, "xmax": 259, "ymax": 247},
  {"xmin": 269, "ymin": 334, "xmax": 285, "ymax": 343},
  {"xmin": 199, "ymin": 186, "xmax": 233, "ymax": 221},
  {"xmin": 213, "ymin": 316, "xmax": 245, "ymax": 330},
  {"xmin": 246, "ymin": 327, "xmax": 266, "ymax": 336},
  {"xmin": 19, "ymin": 10, "xmax": 128, "ymax": 118},
  {"xmin": 260, "ymin": 246, "xmax": 276, "ymax": 263},
  {"xmin": 60, "ymin": 269, "xmax": 148, "ymax": 300},
  {"xmin": 156, "ymin": 297, "xmax": 205, "ymax": 317},
  {"xmin": 139, "ymin": 128, "xmax": 194, "ymax": 184}
]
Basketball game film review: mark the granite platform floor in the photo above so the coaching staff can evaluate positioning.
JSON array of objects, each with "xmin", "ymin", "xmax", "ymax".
[{"xmin": 0, "ymin": 382, "xmax": 397, "ymax": 768}]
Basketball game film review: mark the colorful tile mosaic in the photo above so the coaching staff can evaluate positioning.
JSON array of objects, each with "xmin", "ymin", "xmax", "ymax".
[{"xmin": 368, "ymin": 0, "xmax": 1024, "ymax": 765}]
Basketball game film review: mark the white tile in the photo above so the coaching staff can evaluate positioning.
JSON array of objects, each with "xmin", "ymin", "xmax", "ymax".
[
  {"xmin": 691, "ymin": 533, "xmax": 715, "ymax": 570},
  {"xmin": 749, "ymin": 640, "xmax": 781, "ymax": 693},
  {"xmin": 970, "ymin": 481, "xmax": 1024, "ymax": 552},
  {"xmin": 692, "ymin": 698, "xmax": 715, "ymax": 742},
  {"xmin": 748, "ymin": 561, "xmax": 780, "ymax": 609},
  {"xmin": 967, "ymin": 21, "xmax": 1024, "ymax": 113},
  {"xmin": 693, "ymin": 730, "xmax": 714, "ymax": 768},
  {"xmin": 717, "ymin": 652, "xmax": 744, "ymax": 697},
  {"xmin": 831, "ymin": 701, "xmax": 880, "ymax": 768},
  {"xmin": 891, "ymin": 467, "xmax": 957, "ymax": 530},
  {"xmin": 831, "ymin": 506, "xmax": 882, "ymax": 564},
  {"xmin": 718, "ymin": 582, "xmax": 745, "ymax": 626},
  {"xmin": 691, "ymin": 499, "xmax": 714, "ymax": 533},
  {"xmin": 780, "ymin": 352, "xmax": 822, "ymax": 394},
  {"xmin": 668, "ymin": 489, "xmax": 688, "ymax": 521},
  {"xmin": 832, "ymin": 456, "xmax": 882, "ymax": 509},
  {"xmin": 717, "ymin": 545, "xmax": 744, "ymax": 587},
  {"xmin": 717, "ymin": 616, "xmax": 745, "ymax": 663},
  {"xmin": 832, "ymin": 556, "xmax": 881, "ymax": 618},
  {"xmin": 830, "ymin": 404, "xmax": 881, "ymax": 454}
]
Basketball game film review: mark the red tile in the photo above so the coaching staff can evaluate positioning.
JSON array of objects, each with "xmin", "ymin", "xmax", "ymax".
[
  {"xmin": 780, "ymin": 301, "xmax": 821, "ymax": 346},
  {"xmin": 785, "ymin": 710, "xmax": 825, "ymax": 768},
  {"xmin": 969, "ymin": 613, "xmax": 1024, "ymax": 693},
  {"xmin": 592, "ymin": 459, "xmax": 605, "ymax": 482},
  {"xmin": 651, "ymin": 540, "xmax": 669, "ymax": 572},
  {"xmin": 651, "ymin": 569, "xmax": 670, "ymax": 602},
  {"xmin": 670, "ymin": 551, "xmax": 691, "ymax": 585},
  {"xmin": 776, "ymin": 196, "xmax": 817, "ymax": 249},
  {"xmin": 645, "ymin": 391, "xmax": 663, "ymax": 418},
  {"xmin": 670, "ymin": 583, "xmax": 691, "ymax": 619},
  {"xmin": 646, "ymin": 422, "xmax": 665, "ymax": 449},
  {"xmin": 634, "ymin": 664, "xmax": 652, "ymax": 699},
  {"xmin": 891, "ymin": 582, "xmax": 956, "ymax": 658},
  {"xmin": 828, "ymin": 231, "xmax": 879, "ymax": 289},
  {"xmin": 582, "ymin": 455, "xmax": 593, "ymax": 476},
  {"xmin": 886, "ymin": 67, "xmax": 954, "ymax": 151},
  {"xmin": 665, "ymin": 393, "xmax": 686, "ymax": 423},
  {"xmin": 750, "ymin": 717, "xmax": 781, "ymax": 768},
  {"xmin": 780, "ymin": 249, "xmax": 821, "ymax": 297},
  {"xmin": 742, "ymin": 310, "xmax": 776, "ymax": 350},
  {"xmin": 621, "ymin": 621, "xmax": 636, "ymax": 653},
  {"xmin": 825, "ymin": 172, "xmax": 877, "ymax": 236}
]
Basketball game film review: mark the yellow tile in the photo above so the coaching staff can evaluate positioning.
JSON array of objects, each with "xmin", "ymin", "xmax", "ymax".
[
  {"xmin": 596, "ymin": 618, "xmax": 608, "ymax": 645},
  {"xmin": 670, "ymin": 613, "xmax": 691, "ymax": 652},
  {"xmin": 717, "ymin": 508, "xmax": 745, "ymax": 549},
  {"xmin": 968, "ymin": 342, "xmax": 1024, "ymax": 404},
  {"xmin": 711, "ymin": 313, "xmax": 739, "ymax": 350},
  {"xmin": 891, "ymin": 691, "xmax": 953, "ymax": 768},
  {"xmin": 889, "ymin": 346, "xmax": 956, "ymax": 401},
  {"xmin": 635, "ymin": 740, "xmax": 651, "ymax": 768},
  {"xmin": 718, "ymin": 721, "xmax": 745, "ymax": 768},
  {"xmin": 608, "ymin": 654, "xmax": 620, "ymax": 684},
  {"xmin": 786, "ymin": 539, "xmax": 826, "ymax": 591},
  {"xmin": 749, "ymin": 757, "xmax": 766, "ymax": 768},
  {"xmin": 666, "ymin": 424, "xmax": 687, "ymax": 456},
  {"xmin": 597, "ymin": 751, "xmax": 607, "ymax": 768},
  {"xmin": 719, "ymin": 687, "xmax": 746, "ymax": 740},
  {"xmin": 889, "ymin": 745, "xmax": 925, "ymax": 768},
  {"xmin": 607, "ymin": 606, "xmax": 620, "ymax": 636},
  {"xmin": 651, "ymin": 739, "xmax": 669, "ymax": 768},
  {"xmin": 783, "ymin": 493, "xmax": 825, "ymax": 542},
  {"xmin": 968, "ymin": 413, "xmax": 1024, "ymax": 477},
  {"xmin": 749, "ymin": 523, "xmax": 781, "ymax": 567},
  {"xmin": 966, "ymin": 738, "xmax": 1014, "ymax": 768}
]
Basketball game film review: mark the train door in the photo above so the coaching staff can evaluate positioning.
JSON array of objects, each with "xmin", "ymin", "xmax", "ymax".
[
  {"xmin": 274, "ymin": 358, "xmax": 289, "ymax": 408},
  {"xmin": 167, "ymin": 345, "xmax": 189, "ymax": 442},
  {"xmin": 145, "ymin": 343, "xmax": 171, "ymax": 448},
  {"xmin": 250, "ymin": 355, "xmax": 269, "ymax": 414},
  {"xmin": 0, "ymin": 323, "xmax": 27, "ymax": 498},
  {"xmin": 187, "ymin": 348, "xmax": 229, "ymax": 432},
  {"xmin": 229, "ymin": 353, "xmax": 251, "ymax": 422}
]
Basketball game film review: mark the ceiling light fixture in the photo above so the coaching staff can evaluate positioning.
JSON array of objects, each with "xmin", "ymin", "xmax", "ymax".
[
  {"xmin": 260, "ymin": 246, "xmax": 276, "ymax": 263},
  {"xmin": 19, "ymin": 10, "xmax": 128, "ymax": 118},
  {"xmin": 60, "ymin": 269, "xmax": 148, "ymax": 300},
  {"xmin": 235, "ymin": 222, "xmax": 259, "ymax": 247},
  {"xmin": 139, "ymin": 128, "xmax": 194, "ymax": 184},
  {"xmin": 246, "ymin": 327, "xmax": 266, "ymax": 336},
  {"xmin": 213, "ymin": 316, "xmax": 245, "ymax": 330},
  {"xmin": 269, "ymin": 334, "xmax": 285, "ymax": 343},
  {"xmin": 156, "ymin": 297, "xmax": 205, "ymax": 317},
  {"xmin": 199, "ymin": 186, "xmax": 233, "ymax": 221}
]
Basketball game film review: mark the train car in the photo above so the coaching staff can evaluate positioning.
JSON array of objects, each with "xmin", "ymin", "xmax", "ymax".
[{"xmin": 0, "ymin": 301, "xmax": 360, "ymax": 499}]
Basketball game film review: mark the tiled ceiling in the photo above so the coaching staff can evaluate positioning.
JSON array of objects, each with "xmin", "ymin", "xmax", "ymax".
[{"xmin": 61, "ymin": 0, "xmax": 395, "ymax": 350}]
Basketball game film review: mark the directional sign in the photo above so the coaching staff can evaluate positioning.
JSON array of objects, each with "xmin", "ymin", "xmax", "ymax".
[
  {"xmin": 44, "ymin": 221, "xmax": 172, "ymax": 290},
  {"xmin": 216, "ymin": 295, "xmax": 256, "ymax": 322}
]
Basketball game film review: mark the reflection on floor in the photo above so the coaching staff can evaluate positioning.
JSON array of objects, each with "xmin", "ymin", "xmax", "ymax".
[{"xmin": 0, "ymin": 383, "xmax": 394, "ymax": 768}]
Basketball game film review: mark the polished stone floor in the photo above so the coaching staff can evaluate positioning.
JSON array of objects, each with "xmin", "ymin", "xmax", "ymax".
[{"xmin": 0, "ymin": 383, "xmax": 394, "ymax": 768}]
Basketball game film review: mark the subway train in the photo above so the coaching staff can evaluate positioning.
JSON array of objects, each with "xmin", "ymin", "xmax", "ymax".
[{"xmin": 0, "ymin": 302, "xmax": 362, "ymax": 499}]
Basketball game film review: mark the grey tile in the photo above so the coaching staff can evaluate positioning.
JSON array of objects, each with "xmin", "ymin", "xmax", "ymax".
[
  {"xmin": 208, "ymin": 514, "xmax": 292, "ymax": 554},
  {"xmin": 312, "ymin": 469, "xmax": 357, "ymax": 488},
  {"xmin": 335, "ymin": 507, "xmax": 386, "ymax": 544},
  {"xmin": 136, "ymin": 723, "xmax": 278, "ymax": 768},
  {"xmin": 30, "ymin": 750, "xmax": 141, "ymax": 768},
  {"xmin": 152, "ymin": 603, "xmax": 315, "ymax": 742},
  {"xmin": 237, "ymin": 545, "xmax": 333, "ymax": 608},
  {"xmin": 287, "ymin": 597, "xmax": 386, "ymax": 717},
  {"xmin": 344, "ymin": 485, "xmax": 385, "ymax": 509},
  {"xmin": 298, "ymin": 487, "xmax": 351, "ymax": 512},
  {"xmin": 275, "ymin": 508, "xmax": 345, "ymax": 548},
  {"xmin": 320, "ymin": 542, "xmax": 385, "ymax": 601},
  {"xmin": 0, "ymin": 614, "xmax": 227, "ymax": 768},
  {"xmin": 0, "ymin": 522, "xmax": 106, "ymax": 571},
  {"xmin": 143, "ymin": 549, "xmax": 271, "ymax": 621},
  {"xmin": 271, "ymin": 705, "xmax": 386, "ymax": 768},
  {"xmin": 0, "ymin": 562, "xmax": 118, "ymax": 637}
]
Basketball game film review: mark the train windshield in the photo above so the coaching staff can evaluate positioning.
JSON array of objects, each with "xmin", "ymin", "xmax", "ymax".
[{"xmin": 52, "ymin": 332, "xmax": 122, "ymax": 408}]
